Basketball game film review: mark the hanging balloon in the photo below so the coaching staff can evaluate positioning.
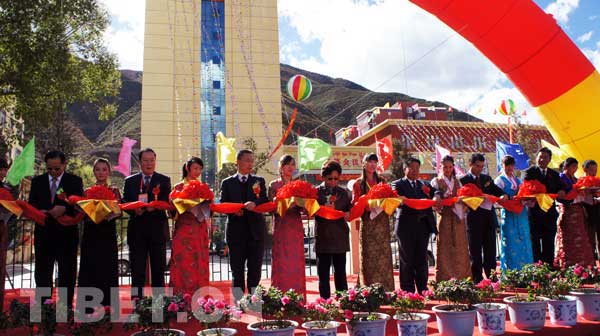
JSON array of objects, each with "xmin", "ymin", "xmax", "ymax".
[
  {"xmin": 498, "ymin": 99, "xmax": 516, "ymax": 116},
  {"xmin": 287, "ymin": 74, "xmax": 312, "ymax": 102}
]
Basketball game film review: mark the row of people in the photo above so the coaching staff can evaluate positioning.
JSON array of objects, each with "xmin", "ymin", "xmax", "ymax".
[{"xmin": 2, "ymin": 146, "xmax": 599, "ymax": 310}]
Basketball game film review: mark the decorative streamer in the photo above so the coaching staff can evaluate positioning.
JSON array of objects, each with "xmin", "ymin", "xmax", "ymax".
[{"xmin": 268, "ymin": 107, "xmax": 298, "ymax": 159}]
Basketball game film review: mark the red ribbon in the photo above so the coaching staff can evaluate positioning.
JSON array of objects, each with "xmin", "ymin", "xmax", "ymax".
[{"xmin": 120, "ymin": 201, "xmax": 174, "ymax": 211}]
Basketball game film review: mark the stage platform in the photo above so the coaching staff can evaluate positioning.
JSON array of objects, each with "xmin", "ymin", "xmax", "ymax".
[{"xmin": 4, "ymin": 273, "xmax": 600, "ymax": 335}]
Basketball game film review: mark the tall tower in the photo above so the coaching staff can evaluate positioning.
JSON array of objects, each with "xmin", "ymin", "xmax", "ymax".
[{"xmin": 142, "ymin": 0, "xmax": 282, "ymax": 184}]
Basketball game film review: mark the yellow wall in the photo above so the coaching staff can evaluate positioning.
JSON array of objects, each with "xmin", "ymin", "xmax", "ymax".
[{"xmin": 142, "ymin": 0, "xmax": 282, "ymax": 181}]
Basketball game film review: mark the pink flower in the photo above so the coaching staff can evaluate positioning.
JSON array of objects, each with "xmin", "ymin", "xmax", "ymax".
[
  {"xmin": 315, "ymin": 297, "xmax": 326, "ymax": 304},
  {"xmin": 44, "ymin": 299, "xmax": 54, "ymax": 305},
  {"xmin": 421, "ymin": 290, "xmax": 434, "ymax": 298},
  {"xmin": 531, "ymin": 282, "xmax": 539, "ymax": 289},
  {"xmin": 316, "ymin": 305, "xmax": 328, "ymax": 314},
  {"xmin": 168, "ymin": 302, "xmax": 179, "ymax": 312},
  {"xmin": 232, "ymin": 309, "xmax": 243, "ymax": 319},
  {"xmin": 348, "ymin": 288, "xmax": 356, "ymax": 301},
  {"xmin": 326, "ymin": 298, "xmax": 334, "ymax": 305},
  {"xmin": 204, "ymin": 305, "xmax": 212, "ymax": 313},
  {"xmin": 215, "ymin": 301, "xmax": 225, "ymax": 310},
  {"xmin": 344, "ymin": 309, "xmax": 354, "ymax": 320},
  {"xmin": 582, "ymin": 272, "xmax": 589, "ymax": 280},
  {"xmin": 361, "ymin": 289, "xmax": 370, "ymax": 297},
  {"xmin": 183, "ymin": 293, "xmax": 192, "ymax": 304},
  {"xmin": 281, "ymin": 296, "xmax": 290, "ymax": 306},
  {"xmin": 574, "ymin": 266, "xmax": 583, "ymax": 276},
  {"xmin": 251, "ymin": 295, "xmax": 259, "ymax": 303},
  {"xmin": 491, "ymin": 282, "xmax": 500, "ymax": 292}
]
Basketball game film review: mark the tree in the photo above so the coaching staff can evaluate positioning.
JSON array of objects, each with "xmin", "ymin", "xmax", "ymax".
[
  {"xmin": 389, "ymin": 138, "xmax": 413, "ymax": 180},
  {"xmin": 0, "ymin": 0, "xmax": 121, "ymax": 132},
  {"xmin": 512, "ymin": 115, "xmax": 538, "ymax": 165}
]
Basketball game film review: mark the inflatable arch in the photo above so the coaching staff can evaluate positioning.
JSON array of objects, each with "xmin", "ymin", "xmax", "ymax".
[{"xmin": 410, "ymin": 0, "xmax": 600, "ymax": 162}]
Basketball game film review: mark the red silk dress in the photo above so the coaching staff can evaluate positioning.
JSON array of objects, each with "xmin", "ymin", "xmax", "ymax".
[
  {"xmin": 268, "ymin": 179, "xmax": 306, "ymax": 298},
  {"xmin": 169, "ymin": 182, "xmax": 210, "ymax": 295}
]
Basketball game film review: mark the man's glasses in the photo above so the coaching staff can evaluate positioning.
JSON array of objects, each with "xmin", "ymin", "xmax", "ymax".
[{"xmin": 327, "ymin": 177, "xmax": 339, "ymax": 181}]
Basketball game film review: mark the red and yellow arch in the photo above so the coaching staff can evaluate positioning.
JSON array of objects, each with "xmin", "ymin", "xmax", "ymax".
[{"xmin": 410, "ymin": 0, "xmax": 600, "ymax": 161}]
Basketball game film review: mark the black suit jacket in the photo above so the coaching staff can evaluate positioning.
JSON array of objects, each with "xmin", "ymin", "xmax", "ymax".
[
  {"xmin": 392, "ymin": 178, "xmax": 437, "ymax": 234},
  {"xmin": 122, "ymin": 172, "xmax": 171, "ymax": 241},
  {"xmin": 522, "ymin": 165, "xmax": 562, "ymax": 217},
  {"xmin": 220, "ymin": 174, "xmax": 268, "ymax": 242},
  {"xmin": 28, "ymin": 172, "xmax": 84, "ymax": 227}
]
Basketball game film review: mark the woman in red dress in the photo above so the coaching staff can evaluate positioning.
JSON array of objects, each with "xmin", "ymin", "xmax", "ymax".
[
  {"xmin": 169, "ymin": 157, "xmax": 210, "ymax": 295},
  {"xmin": 268, "ymin": 155, "xmax": 306, "ymax": 297}
]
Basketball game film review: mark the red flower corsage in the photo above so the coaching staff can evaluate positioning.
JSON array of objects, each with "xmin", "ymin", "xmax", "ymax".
[
  {"xmin": 152, "ymin": 185, "xmax": 160, "ymax": 199},
  {"xmin": 421, "ymin": 184, "xmax": 431, "ymax": 195},
  {"xmin": 252, "ymin": 181, "xmax": 262, "ymax": 198}
]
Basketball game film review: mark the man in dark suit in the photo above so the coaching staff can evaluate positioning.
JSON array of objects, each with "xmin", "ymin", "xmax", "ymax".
[
  {"xmin": 460, "ymin": 153, "xmax": 506, "ymax": 283},
  {"xmin": 122, "ymin": 148, "xmax": 171, "ymax": 299},
  {"xmin": 523, "ymin": 147, "xmax": 565, "ymax": 265},
  {"xmin": 29, "ymin": 150, "xmax": 84, "ymax": 309},
  {"xmin": 220, "ymin": 149, "xmax": 268, "ymax": 302},
  {"xmin": 392, "ymin": 157, "xmax": 438, "ymax": 293}
]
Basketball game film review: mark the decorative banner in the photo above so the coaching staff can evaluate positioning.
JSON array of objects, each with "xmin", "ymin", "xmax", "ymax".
[
  {"xmin": 113, "ymin": 137, "xmax": 137, "ymax": 177},
  {"xmin": 286, "ymin": 74, "xmax": 312, "ymax": 102},
  {"xmin": 495, "ymin": 141, "xmax": 529, "ymax": 172},
  {"xmin": 6, "ymin": 136, "xmax": 35, "ymax": 186},
  {"xmin": 268, "ymin": 107, "xmax": 298, "ymax": 159},
  {"xmin": 216, "ymin": 132, "xmax": 236, "ymax": 171},
  {"xmin": 297, "ymin": 136, "xmax": 332, "ymax": 172}
]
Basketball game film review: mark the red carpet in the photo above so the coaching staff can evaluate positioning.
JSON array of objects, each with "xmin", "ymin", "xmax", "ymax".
[{"xmin": 4, "ymin": 273, "xmax": 600, "ymax": 335}]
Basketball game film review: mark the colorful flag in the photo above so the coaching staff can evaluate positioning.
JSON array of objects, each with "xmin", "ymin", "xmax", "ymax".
[
  {"xmin": 495, "ymin": 141, "xmax": 529, "ymax": 172},
  {"xmin": 435, "ymin": 144, "xmax": 465, "ymax": 176},
  {"xmin": 540, "ymin": 139, "xmax": 569, "ymax": 169},
  {"xmin": 6, "ymin": 137, "xmax": 35, "ymax": 186},
  {"xmin": 375, "ymin": 136, "xmax": 393, "ymax": 173},
  {"xmin": 298, "ymin": 136, "xmax": 332, "ymax": 172},
  {"xmin": 216, "ymin": 132, "xmax": 236, "ymax": 170},
  {"xmin": 113, "ymin": 137, "xmax": 138, "ymax": 176}
]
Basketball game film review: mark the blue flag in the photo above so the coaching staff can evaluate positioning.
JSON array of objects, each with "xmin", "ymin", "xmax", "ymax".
[{"xmin": 496, "ymin": 141, "xmax": 529, "ymax": 172}]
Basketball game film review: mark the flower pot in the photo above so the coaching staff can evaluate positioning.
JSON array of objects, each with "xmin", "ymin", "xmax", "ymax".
[
  {"xmin": 547, "ymin": 295, "xmax": 577, "ymax": 326},
  {"xmin": 570, "ymin": 289, "xmax": 600, "ymax": 321},
  {"xmin": 432, "ymin": 305, "xmax": 476, "ymax": 336},
  {"xmin": 473, "ymin": 303, "xmax": 506, "ymax": 336},
  {"xmin": 301, "ymin": 321, "xmax": 340, "ymax": 336},
  {"xmin": 197, "ymin": 328, "xmax": 238, "ymax": 336},
  {"xmin": 247, "ymin": 320, "xmax": 298, "ymax": 336},
  {"xmin": 131, "ymin": 329, "xmax": 186, "ymax": 336},
  {"xmin": 503, "ymin": 296, "xmax": 548, "ymax": 331},
  {"xmin": 345, "ymin": 312, "xmax": 390, "ymax": 336},
  {"xmin": 394, "ymin": 313, "xmax": 430, "ymax": 336}
]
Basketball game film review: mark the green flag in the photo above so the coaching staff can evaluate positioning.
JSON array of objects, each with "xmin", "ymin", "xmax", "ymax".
[
  {"xmin": 298, "ymin": 136, "xmax": 332, "ymax": 172},
  {"xmin": 6, "ymin": 137, "xmax": 35, "ymax": 186}
]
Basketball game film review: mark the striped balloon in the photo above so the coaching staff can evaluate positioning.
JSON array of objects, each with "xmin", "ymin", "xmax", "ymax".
[
  {"xmin": 498, "ymin": 99, "xmax": 516, "ymax": 116},
  {"xmin": 287, "ymin": 74, "xmax": 312, "ymax": 102}
]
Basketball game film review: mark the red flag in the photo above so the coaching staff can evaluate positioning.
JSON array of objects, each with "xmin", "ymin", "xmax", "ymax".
[{"xmin": 375, "ymin": 136, "xmax": 393, "ymax": 173}]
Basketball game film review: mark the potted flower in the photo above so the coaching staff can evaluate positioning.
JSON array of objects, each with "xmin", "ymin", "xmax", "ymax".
[
  {"xmin": 430, "ymin": 278, "xmax": 479, "ymax": 336},
  {"xmin": 302, "ymin": 297, "xmax": 341, "ymax": 336},
  {"xmin": 473, "ymin": 279, "xmax": 505, "ymax": 335},
  {"xmin": 69, "ymin": 306, "xmax": 113, "ymax": 336},
  {"xmin": 391, "ymin": 290, "xmax": 431, "ymax": 336},
  {"xmin": 240, "ymin": 285, "xmax": 304, "ymax": 335},
  {"xmin": 501, "ymin": 262, "xmax": 550, "ymax": 331},
  {"xmin": 566, "ymin": 264, "xmax": 600, "ymax": 321},
  {"xmin": 543, "ymin": 275, "xmax": 578, "ymax": 326},
  {"xmin": 194, "ymin": 296, "xmax": 242, "ymax": 336},
  {"xmin": 124, "ymin": 295, "xmax": 189, "ymax": 336},
  {"xmin": 337, "ymin": 283, "xmax": 390, "ymax": 336}
]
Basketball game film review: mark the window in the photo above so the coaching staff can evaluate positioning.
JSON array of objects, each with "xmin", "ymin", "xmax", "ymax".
[
  {"xmin": 213, "ymin": 106, "xmax": 221, "ymax": 115},
  {"xmin": 213, "ymin": 81, "xmax": 221, "ymax": 89},
  {"xmin": 212, "ymin": 56, "xmax": 220, "ymax": 64},
  {"xmin": 212, "ymin": 32, "xmax": 221, "ymax": 41}
]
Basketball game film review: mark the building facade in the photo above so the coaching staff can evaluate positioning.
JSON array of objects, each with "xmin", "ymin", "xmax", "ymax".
[{"xmin": 142, "ymin": 0, "xmax": 282, "ymax": 183}]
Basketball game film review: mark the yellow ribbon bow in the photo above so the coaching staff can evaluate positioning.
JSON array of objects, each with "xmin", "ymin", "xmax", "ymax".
[
  {"xmin": 367, "ymin": 198, "xmax": 403, "ymax": 216},
  {"xmin": 276, "ymin": 197, "xmax": 320, "ymax": 217},
  {"xmin": 77, "ymin": 200, "xmax": 121, "ymax": 224}
]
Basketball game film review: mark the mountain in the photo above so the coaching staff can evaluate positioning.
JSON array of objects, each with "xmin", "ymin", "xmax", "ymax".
[{"xmin": 67, "ymin": 64, "xmax": 480, "ymax": 162}]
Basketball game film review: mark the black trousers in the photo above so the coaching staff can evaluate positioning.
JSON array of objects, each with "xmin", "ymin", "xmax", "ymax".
[
  {"xmin": 34, "ymin": 224, "xmax": 79, "ymax": 309},
  {"xmin": 529, "ymin": 207, "xmax": 558, "ymax": 265},
  {"xmin": 396, "ymin": 217, "xmax": 430, "ymax": 293},
  {"xmin": 466, "ymin": 209, "xmax": 497, "ymax": 283},
  {"xmin": 128, "ymin": 223, "xmax": 166, "ymax": 299},
  {"xmin": 316, "ymin": 253, "xmax": 348, "ymax": 299},
  {"xmin": 228, "ymin": 238, "xmax": 264, "ymax": 302}
]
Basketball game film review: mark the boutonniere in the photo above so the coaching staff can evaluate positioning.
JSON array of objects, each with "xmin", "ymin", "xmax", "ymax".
[
  {"xmin": 152, "ymin": 185, "xmax": 160, "ymax": 199},
  {"xmin": 56, "ymin": 187, "xmax": 67, "ymax": 201},
  {"xmin": 252, "ymin": 181, "xmax": 261, "ymax": 198},
  {"xmin": 484, "ymin": 181, "xmax": 491, "ymax": 188},
  {"xmin": 326, "ymin": 193, "xmax": 336, "ymax": 205},
  {"xmin": 421, "ymin": 184, "xmax": 431, "ymax": 195}
]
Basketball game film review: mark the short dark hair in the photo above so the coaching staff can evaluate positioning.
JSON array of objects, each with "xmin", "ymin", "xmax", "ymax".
[
  {"xmin": 405, "ymin": 157, "xmax": 421, "ymax": 166},
  {"xmin": 362, "ymin": 153, "xmax": 378, "ymax": 163},
  {"xmin": 470, "ymin": 153, "xmax": 485, "ymax": 165},
  {"xmin": 44, "ymin": 150, "xmax": 66, "ymax": 163},
  {"xmin": 278, "ymin": 154, "xmax": 295, "ymax": 169},
  {"xmin": 441, "ymin": 155, "xmax": 454, "ymax": 165},
  {"xmin": 583, "ymin": 160, "xmax": 597, "ymax": 169},
  {"xmin": 236, "ymin": 149, "xmax": 253, "ymax": 160},
  {"xmin": 561, "ymin": 157, "xmax": 578, "ymax": 171},
  {"xmin": 321, "ymin": 160, "xmax": 342, "ymax": 177},
  {"xmin": 502, "ymin": 155, "xmax": 516, "ymax": 166},
  {"xmin": 182, "ymin": 156, "xmax": 204, "ymax": 179},
  {"xmin": 538, "ymin": 147, "xmax": 553, "ymax": 159},
  {"xmin": 0, "ymin": 157, "xmax": 8, "ymax": 169},
  {"xmin": 138, "ymin": 148, "xmax": 156, "ymax": 161}
]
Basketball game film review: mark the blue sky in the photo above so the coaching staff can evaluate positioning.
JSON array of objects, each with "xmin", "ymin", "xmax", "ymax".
[{"xmin": 101, "ymin": 0, "xmax": 600, "ymax": 125}]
